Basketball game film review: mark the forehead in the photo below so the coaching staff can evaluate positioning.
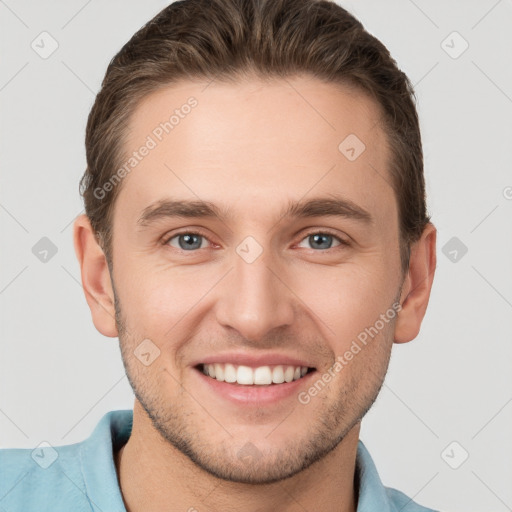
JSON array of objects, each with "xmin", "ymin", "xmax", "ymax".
[{"xmin": 114, "ymin": 76, "xmax": 396, "ymax": 230}]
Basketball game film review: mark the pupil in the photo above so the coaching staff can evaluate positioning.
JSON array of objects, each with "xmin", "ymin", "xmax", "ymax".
[
  {"xmin": 180, "ymin": 234, "xmax": 201, "ymax": 250},
  {"xmin": 177, "ymin": 234, "xmax": 333, "ymax": 251},
  {"xmin": 311, "ymin": 234, "xmax": 332, "ymax": 249}
]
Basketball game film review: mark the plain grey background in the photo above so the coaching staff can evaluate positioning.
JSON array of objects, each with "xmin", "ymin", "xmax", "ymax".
[{"xmin": 1, "ymin": 1, "xmax": 511, "ymax": 511}]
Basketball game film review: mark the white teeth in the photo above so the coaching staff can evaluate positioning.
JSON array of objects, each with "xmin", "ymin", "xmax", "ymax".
[
  {"xmin": 284, "ymin": 366, "xmax": 295, "ymax": 383},
  {"xmin": 214, "ymin": 363, "xmax": 224, "ymax": 382},
  {"xmin": 254, "ymin": 366, "xmax": 272, "ymax": 385},
  {"xmin": 224, "ymin": 363, "xmax": 237, "ymax": 383},
  {"xmin": 201, "ymin": 363, "xmax": 311, "ymax": 385},
  {"xmin": 237, "ymin": 365, "xmax": 254, "ymax": 385},
  {"xmin": 272, "ymin": 365, "xmax": 285, "ymax": 384}
]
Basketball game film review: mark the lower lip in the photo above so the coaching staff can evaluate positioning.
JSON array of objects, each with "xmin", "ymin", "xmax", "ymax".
[{"xmin": 194, "ymin": 368, "xmax": 316, "ymax": 405}]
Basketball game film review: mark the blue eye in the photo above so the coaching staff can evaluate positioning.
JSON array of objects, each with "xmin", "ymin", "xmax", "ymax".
[
  {"xmin": 297, "ymin": 232, "xmax": 343, "ymax": 250},
  {"xmin": 166, "ymin": 232, "xmax": 208, "ymax": 251},
  {"xmin": 164, "ymin": 230, "xmax": 347, "ymax": 253}
]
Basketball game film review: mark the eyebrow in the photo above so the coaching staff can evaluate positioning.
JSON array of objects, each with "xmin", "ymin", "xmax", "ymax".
[{"xmin": 137, "ymin": 195, "xmax": 373, "ymax": 228}]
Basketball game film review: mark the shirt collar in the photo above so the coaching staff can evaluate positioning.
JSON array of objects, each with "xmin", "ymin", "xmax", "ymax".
[
  {"xmin": 80, "ymin": 409, "xmax": 132, "ymax": 511},
  {"xmin": 80, "ymin": 409, "xmax": 393, "ymax": 512},
  {"xmin": 355, "ymin": 439, "xmax": 394, "ymax": 511}
]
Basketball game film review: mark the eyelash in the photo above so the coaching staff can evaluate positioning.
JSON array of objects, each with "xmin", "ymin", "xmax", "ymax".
[{"xmin": 161, "ymin": 229, "xmax": 350, "ymax": 252}]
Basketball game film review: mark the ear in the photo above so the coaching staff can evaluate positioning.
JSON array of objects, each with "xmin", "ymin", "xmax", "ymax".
[
  {"xmin": 394, "ymin": 222, "xmax": 437, "ymax": 344},
  {"xmin": 73, "ymin": 214, "xmax": 118, "ymax": 337}
]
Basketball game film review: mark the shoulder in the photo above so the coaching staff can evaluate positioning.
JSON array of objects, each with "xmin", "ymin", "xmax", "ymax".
[
  {"xmin": 0, "ymin": 409, "xmax": 132, "ymax": 512},
  {"xmin": 385, "ymin": 486, "xmax": 440, "ymax": 512},
  {"xmin": 0, "ymin": 442, "xmax": 91, "ymax": 511},
  {"xmin": 356, "ymin": 440, "xmax": 441, "ymax": 512}
]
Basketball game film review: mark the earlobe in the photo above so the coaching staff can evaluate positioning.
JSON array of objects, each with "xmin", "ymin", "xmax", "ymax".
[
  {"xmin": 394, "ymin": 223, "xmax": 437, "ymax": 344},
  {"xmin": 73, "ymin": 214, "xmax": 119, "ymax": 338}
]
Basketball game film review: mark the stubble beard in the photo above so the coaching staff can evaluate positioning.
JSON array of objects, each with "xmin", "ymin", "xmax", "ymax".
[{"xmin": 113, "ymin": 284, "xmax": 394, "ymax": 484}]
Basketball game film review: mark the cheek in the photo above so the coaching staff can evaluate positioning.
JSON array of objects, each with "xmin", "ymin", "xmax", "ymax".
[
  {"xmin": 130, "ymin": 278, "xmax": 185, "ymax": 331},
  {"xmin": 115, "ymin": 238, "xmax": 400, "ymax": 348},
  {"xmin": 295, "ymin": 263, "xmax": 397, "ymax": 348},
  {"xmin": 116, "ymin": 261, "xmax": 218, "ymax": 342}
]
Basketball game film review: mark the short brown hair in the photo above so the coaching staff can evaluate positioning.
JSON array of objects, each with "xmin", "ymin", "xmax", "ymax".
[{"xmin": 80, "ymin": 0, "xmax": 430, "ymax": 273}]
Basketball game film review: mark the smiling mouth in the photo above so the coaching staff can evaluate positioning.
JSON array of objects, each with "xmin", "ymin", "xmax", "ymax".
[{"xmin": 197, "ymin": 363, "xmax": 315, "ymax": 386}]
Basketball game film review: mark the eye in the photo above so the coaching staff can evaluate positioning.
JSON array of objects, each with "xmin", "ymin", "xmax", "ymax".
[
  {"xmin": 162, "ymin": 229, "xmax": 349, "ymax": 253},
  {"xmin": 165, "ymin": 231, "xmax": 210, "ymax": 251},
  {"xmin": 296, "ymin": 231, "xmax": 348, "ymax": 251}
]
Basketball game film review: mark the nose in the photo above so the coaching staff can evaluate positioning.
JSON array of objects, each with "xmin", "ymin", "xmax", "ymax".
[{"xmin": 214, "ymin": 245, "xmax": 295, "ymax": 344}]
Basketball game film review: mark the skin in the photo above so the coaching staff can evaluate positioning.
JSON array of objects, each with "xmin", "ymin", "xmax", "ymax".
[{"xmin": 73, "ymin": 75, "xmax": 436, "ymax": 512}]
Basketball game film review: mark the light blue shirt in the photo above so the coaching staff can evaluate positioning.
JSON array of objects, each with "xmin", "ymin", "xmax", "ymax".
[{"xmin": 0, "ymin": 409, "xmax": 438, "ymax": 511}]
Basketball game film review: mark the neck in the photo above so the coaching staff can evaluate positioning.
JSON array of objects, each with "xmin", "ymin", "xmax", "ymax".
[{"xmin": 115, "ymin": 401, "xmax": 360, "ymax": 512}]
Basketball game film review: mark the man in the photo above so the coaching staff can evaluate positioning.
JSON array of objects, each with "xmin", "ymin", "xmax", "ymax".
[{"xmin": 0, "ymin": 0, "xmax": 438, "ymax": 510}]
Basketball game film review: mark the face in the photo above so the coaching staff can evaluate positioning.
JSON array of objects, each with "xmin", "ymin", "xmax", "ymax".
[{"xmin": 108, "ymin": 76, "xmax": 404, "ymax": 484}]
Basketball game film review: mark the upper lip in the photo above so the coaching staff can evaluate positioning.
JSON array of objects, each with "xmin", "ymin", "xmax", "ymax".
[{"xmin": 191, "ymin": 352, "xmax": 315, "ymax": 369}]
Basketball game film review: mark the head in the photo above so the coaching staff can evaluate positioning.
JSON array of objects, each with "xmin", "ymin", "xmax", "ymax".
[{"xmin": 74, "ymin": 0, "xmax": 436, "ymax": 484}]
